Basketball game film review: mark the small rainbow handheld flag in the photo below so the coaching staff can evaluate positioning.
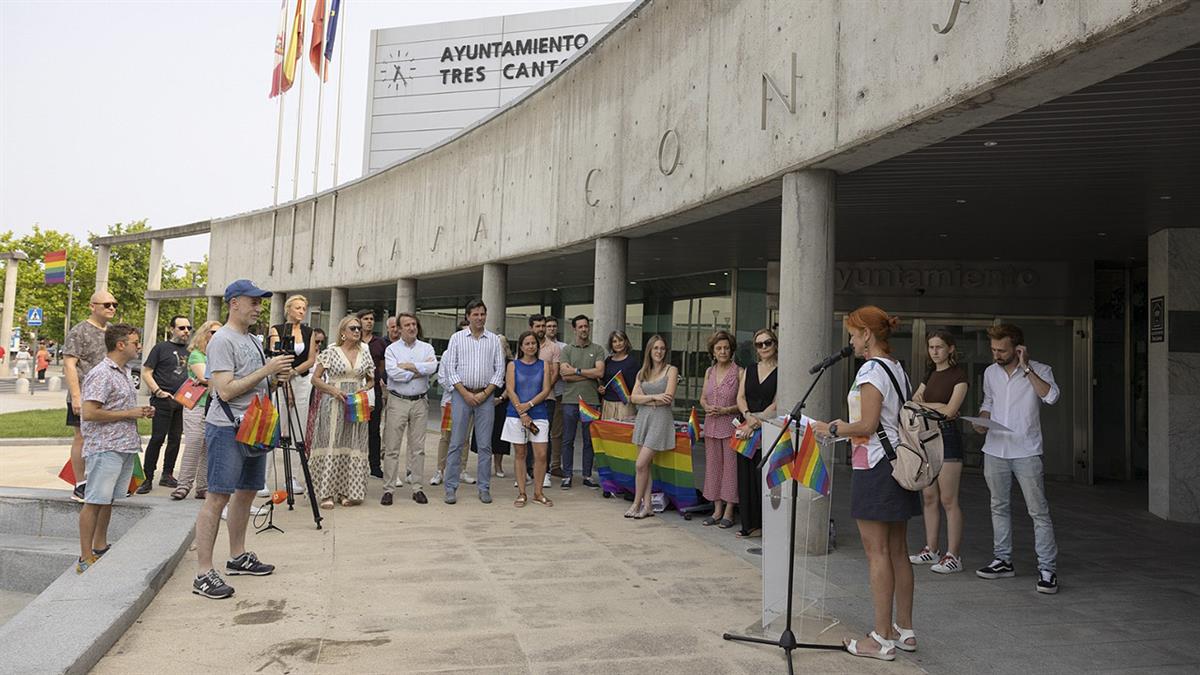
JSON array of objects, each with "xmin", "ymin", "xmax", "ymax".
[
  {"xmin": 236, "ymin": 395, "xmax": 280, "ymax": 449},
  {"xmin": 579, "ymin": 397, "xmax": 601, "ymax": 422},
  {"xmin": 794, "ymin": 423, "xmax": 831, "ymax": 496},
  {"xmin": 732, "ymin": 427, "xmax": 761, "ymax": 458},
  {"xmin": 44, "ymin": 249, "xmax": 66, "ymax": 285},
  {"xmin": 765, "ymin": 427, "xmax": 797, "ymax": 489},
  {"xmin": 345, "ymin": 390, "xmax": 371, "ymax": 423},
  {"xmin": 610, "ymin": 371, "xmax": 632, "ymax": 404},
  {"xmin": 58, "ymin": 453, "xmax": 146, "ymax": 493},
  {"xmin": 440, "ymin": 403, "xmax": 452, "ymax": 431},
  {"xmin": 687, "ymin": 407, "xmax": 700, "ymax": 445}
]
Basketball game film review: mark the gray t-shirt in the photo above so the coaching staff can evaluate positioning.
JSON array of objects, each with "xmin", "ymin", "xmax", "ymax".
[{"xmin": 204, "ymin": 326, "xmax": 269, "ymax": 427}]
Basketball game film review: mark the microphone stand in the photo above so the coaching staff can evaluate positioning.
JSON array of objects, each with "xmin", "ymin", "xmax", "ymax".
[{"xmin": 722, "ymin": 363, "xmax": 843, "ymax": 674}]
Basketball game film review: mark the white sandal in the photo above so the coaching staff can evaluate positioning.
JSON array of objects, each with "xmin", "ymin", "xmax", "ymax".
[
  {"xmin": 893, "ymin": 623, "xmax": 917, "ymax": 652},
  {"xmin": 845, "ymin": 631, "xmax": 895, "ymax": 661}
]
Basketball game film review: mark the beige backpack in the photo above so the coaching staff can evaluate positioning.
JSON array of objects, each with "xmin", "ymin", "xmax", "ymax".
[{"xmin": 869, "ymin": 359, "xmax": 946, "ymax": 492}]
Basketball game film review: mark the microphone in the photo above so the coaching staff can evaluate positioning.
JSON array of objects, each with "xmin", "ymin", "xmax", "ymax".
[{"xmin": 809, "ymin": 345, "xmax": 853, "ymax": 374}]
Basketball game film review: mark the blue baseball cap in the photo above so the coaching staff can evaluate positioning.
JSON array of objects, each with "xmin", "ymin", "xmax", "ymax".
[{"xmin": 223, "ymin": 279, "xmax": 271, "ymax": 302}]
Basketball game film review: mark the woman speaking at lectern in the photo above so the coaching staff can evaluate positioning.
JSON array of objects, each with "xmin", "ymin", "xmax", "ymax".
[{"xmin": 810, "ymin": 306, "xmax": 919, "ymax": 662}]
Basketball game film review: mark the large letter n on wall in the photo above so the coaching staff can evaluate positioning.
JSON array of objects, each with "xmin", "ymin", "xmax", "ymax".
[{"xmin": 761, "ymin": 53, "xmax": 798, "ymax": 131}]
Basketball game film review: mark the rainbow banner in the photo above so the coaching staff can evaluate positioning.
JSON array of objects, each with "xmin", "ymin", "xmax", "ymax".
[
  {"xmin": 687, "ymin": 407, "xmax": 700, "ymax": 445},
  {"xmin": 765, "ymin": 427, "xmax": 797, "ymax": 489},
  {"xmin": 440, "ymin": 403, "xmax": 452, "ymax": 432},
  {"xmin": 610, "ymin": 371, "xmax": 632, "ymax": 404},
  {"xmin": 794, "ymin": 423, "xmax": 830, "ymax": 496},
  {"xmin": 578, "ymin": 397, "xmax": 601, "ymax": 422},
  {"xmin": 591, "ymin": 419, "xmax": 697, "ymax": 510},
  {"xmin": 732, "ymin": 427, "xmax": 761, "ymax": 458},
  {"xmin": 345, "ymin": 390, "xmax": 371, "ymax": 423},
  {"xmin": 44, "ymin": 249, "xmax": 66, "ymax": 285}
]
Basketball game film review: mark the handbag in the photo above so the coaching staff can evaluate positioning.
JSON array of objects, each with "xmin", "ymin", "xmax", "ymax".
[{"xmin": 173, "ymin": 379, "xmax": 208, "ymax": 410}]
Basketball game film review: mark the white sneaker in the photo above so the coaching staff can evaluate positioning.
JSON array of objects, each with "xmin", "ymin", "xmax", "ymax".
[
  {"xmin": 257, "ymin": 488, "xmax": 271, "ymax": 498},
  {"xmin": 908, "ymin": 546, "xmax": 940, "ymax": 565},
  {"xmin": 542, "ymin": 474, "xmax": 551, "ymax": 488},
  {"xmin": 460, "ymin": 472, "xmax": 477, "ymax": 485},
  {"xmin": 496, "ymin": 469, "xmax": 506, "ymax": 478},
  {"xmin": 429, "ymin": 470, "xmax": 443, "ymax": 486},
  {"xmin": 290, "ymin": 480, "xmax": 305, "ymax": 495},
  {"xmin": 931, "ymin": 553, "xmax": 963, "ymax": 574}
]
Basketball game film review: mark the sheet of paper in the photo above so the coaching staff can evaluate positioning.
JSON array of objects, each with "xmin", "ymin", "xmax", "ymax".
[{"xmin": 960, "ymin": 416, "xmax": 1012, "ymax": 433}]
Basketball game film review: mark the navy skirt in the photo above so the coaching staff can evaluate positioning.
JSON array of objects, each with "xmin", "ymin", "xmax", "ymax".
[{"xmin": 850, "ymin": 458, "xmax": 922, "ymax": 522}]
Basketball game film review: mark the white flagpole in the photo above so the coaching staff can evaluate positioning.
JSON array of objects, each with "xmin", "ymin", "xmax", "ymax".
[
  {"xmin": 312, "ymin": 4, "xmax": 327, "ymax": 195},
  {"xmin": 291, "ymin": 3, "xmax": 307, "ymax": 201},
  {"xmin": 332, "ymin": 0, "xmax": 346, "ymax": 185}
]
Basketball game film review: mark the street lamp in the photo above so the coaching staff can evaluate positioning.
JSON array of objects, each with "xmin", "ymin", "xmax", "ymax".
[{"xmin": 187, "ymin": 262, "xmax": 201, "ymax": 327}]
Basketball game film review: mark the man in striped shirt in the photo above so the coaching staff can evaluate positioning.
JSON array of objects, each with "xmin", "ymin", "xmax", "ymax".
[{"xmin": 439, "ymin": 299, "xmax": 506, "ymax": 504}]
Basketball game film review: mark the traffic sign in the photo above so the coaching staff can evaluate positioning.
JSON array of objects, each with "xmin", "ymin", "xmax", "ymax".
[{"xmin": 26, "ymin": 307, "xmax": 43, "ymax": 327}]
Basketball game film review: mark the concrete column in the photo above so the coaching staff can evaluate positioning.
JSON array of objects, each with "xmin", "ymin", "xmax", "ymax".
[
  {"xmin": 94, "ymin": 244, "xmax": 111, "ymax": 293},
  {"xmin": 141, "ymin": 239, "xmax": 164, "ymax": 373},
  {"xmin": 328, "ymin": 287, "xmax": 347, "ymax": 334},
  {"xmin": 1148, "ymin": 228, "xmax": 1200, "ymax": 523},
  {"xmin": 779, "ymin": 170, "xmax": 836, "ymax": 554},
  {"xmin": 0, "ymin": 252, "xmax": 28, "ymax": 377},
  {"xmin": 395, "ymin": 278, "xmax": 417, "ymax": 316},
  {"xmin": 592, "ymin": 237, "xmax": 628, "ymax": 349},
  {"xmin": 206, "ymin": 296, "xmax": 222, "ymax": 322},
  {"xmin": 481, "ymin": 263, "xmax": 507, "ymax": 335},
  {"xmin": 269, "ymin": 292, "xmax": 286, "ymax": 327}
]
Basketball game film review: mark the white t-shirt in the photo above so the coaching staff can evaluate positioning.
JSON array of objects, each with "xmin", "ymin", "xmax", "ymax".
[{"xmin": 848, "ymin": 357, "xmax": 910, "ymax": 470}]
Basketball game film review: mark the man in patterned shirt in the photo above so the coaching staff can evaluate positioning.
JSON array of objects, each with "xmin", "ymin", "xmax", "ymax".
[
  {"xmin": 64, "ymin": 290, "xmax": 119, "ymax": 502},
  {"xmin": 76, "ymin": 324, "xmax": 154, "ymax": 574}
]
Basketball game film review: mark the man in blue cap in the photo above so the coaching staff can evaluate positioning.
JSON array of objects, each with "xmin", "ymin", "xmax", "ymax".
[{"xmin": 192, "ymin": 280, "xmax": 294, "ymax": 599}]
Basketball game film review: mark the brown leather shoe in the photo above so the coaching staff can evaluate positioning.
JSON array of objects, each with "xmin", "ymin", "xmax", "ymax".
[
  {"xmin": 550, "ymin": 467, "xmax": 565, "ymax": 478},
  {"xmin": 380, "ymin": 492, "xmax": 394, "ymax": 506},
  {"xmin": 412, "ymin": 490, "xmax": 428, "ymax": 504}
]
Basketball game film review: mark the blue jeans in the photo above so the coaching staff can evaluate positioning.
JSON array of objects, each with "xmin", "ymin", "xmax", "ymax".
[
  {"xmin": 560, "ymin": 403, "xmax": 593, "ymax": 477},
  {"xmin": 205, "ymin": 424, "xmax": 268, "ymax": 495},
  {"xmin": 446, "ymin": 389, "xmax": 494, "ymax": 494},
  {"xmin": 83, "ymin": 451, "xmax": 135, "ymax": 505},
  {"xmin": 983, "ymin": 454, "xmax": 1058, "ymax": 572}
]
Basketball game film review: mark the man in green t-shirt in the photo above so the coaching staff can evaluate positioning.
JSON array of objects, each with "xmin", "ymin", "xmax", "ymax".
[{"xmin": 556, "ymin": 315, "xmax": 605, "ymax": 489}]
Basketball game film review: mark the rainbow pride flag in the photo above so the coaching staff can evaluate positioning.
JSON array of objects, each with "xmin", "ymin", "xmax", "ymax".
[
  {"xmin": 44, "ymin": 249, "xmax": 66, "ymax": 285},
  {"xmin": 579, "ymin": 397, "xmax": 601, "ymax": 422},
  {"xmin": 235, "ymin": 395, "xmax": 280, "ymax": 449},
  {"xmin": 345, "ymin": 390, "xmax": 371, "ymax": 423},
  {"xmin": 794, "ymin": 423, "xmax": 830, "ymax": 496},
  {"xmin": 59, "ymin": 453, "xmax": 146, "ymax": 493},
  {"xmin": 733, "ymin": 427, "xmax": 761, "ymax": 458},
  {"xmin": 765, "ymin": 427, "xmax": 797, "ymax": 489},
  {"xmin": 610, "ymin": 371, "xmax": 632, "ymax": 404},
  {"xmin": 591, "ymin": 419, "xmax": 697, "ymax": 509},
  {"xmin": 440, "ymin": 403, "xmax": 452, "ymax": 432},
  {"xmin": 687, "ymin": 407, "xmax": 700, "ymax": 445}
]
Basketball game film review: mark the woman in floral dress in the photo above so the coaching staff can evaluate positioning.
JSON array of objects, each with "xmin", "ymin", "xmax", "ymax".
[{"xmin": 309, "ymin": 316, "xmax": 375, "ymax": 508}]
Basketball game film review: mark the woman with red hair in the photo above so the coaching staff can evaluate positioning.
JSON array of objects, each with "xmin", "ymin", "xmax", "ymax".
[{"xmin": 811, "ymin": 306, "xmax": 920, "ymax": 661}]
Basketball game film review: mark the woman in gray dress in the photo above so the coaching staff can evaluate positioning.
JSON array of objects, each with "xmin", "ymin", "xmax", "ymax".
[{"xmin": 629, "ymin": 335, "xmax": 678, "ymax": 519}]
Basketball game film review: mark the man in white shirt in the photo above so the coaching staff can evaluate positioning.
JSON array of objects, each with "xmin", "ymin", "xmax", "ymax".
[
  {"xmin": 382, "ymin": 313, "xmax": 438, "ymax": 506},
  {"xmin": 439, "ymin": 300, "xmax": 506, "ymax": 504},
  {"xmin": 971, "ymin": 324, "xmax": 1060, "ymax": 594}
]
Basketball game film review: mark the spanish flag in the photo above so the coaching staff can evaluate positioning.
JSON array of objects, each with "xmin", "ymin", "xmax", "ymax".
[
  {"xmin": 281, "ymin": 0, "xmax": 307, "ymax": 94},
  {"xmin": 269, "ymin": 0, "xmax": 288, "ymax": 97}
]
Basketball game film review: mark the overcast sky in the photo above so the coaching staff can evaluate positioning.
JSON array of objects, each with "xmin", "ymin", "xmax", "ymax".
[{"xmin": 1, "ymin": 0, "xmax": 619, "ymax": 267}]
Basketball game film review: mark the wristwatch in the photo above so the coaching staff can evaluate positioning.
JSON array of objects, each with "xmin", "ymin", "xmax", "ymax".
[
  {"xmin": 829, "ymin": 422, "xmax": 839, "ymax": 438},
  {"xmin": 1022, "ymin": 366, "xmax": 1032, "ymax": 376},
  {"xmin": 575, "ymin": 367, "xmax": 581, "ymax": 376}
]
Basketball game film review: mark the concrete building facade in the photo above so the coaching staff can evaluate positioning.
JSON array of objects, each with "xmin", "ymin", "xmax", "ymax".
[{"xmin": 189, "ymin": 0, "xmax": 1199, "ymax": 521}]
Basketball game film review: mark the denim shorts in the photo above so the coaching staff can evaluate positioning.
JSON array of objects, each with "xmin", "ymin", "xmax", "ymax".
[
  {"xmin": 83, "ymin": 451, "xmax": 135, "ymax": 505},
  {"xmin": 205, "ymin": 424, "xmax": 267, "ymax": 495}
]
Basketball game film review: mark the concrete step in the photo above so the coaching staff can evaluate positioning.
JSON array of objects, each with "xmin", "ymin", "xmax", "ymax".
[{"xmin": 0, "ymin": 534, "xmax": 78, "ymax": 594}]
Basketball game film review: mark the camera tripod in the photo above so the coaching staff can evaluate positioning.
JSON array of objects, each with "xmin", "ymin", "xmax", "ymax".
[{"xmin": 256, "ymin": 376, "xmax": 322, "ymax": 532}]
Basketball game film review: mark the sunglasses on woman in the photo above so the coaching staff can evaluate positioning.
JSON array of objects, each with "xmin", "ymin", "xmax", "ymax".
[
  {"xmin": 755, "ymin": 339, "xmax": 775, "ymax": 348},
  {"xmin": 347, "ymin": 326, "xmax": 362, "ymax": 332}
]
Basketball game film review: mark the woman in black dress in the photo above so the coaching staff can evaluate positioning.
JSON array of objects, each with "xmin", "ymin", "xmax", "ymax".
[{"xmin": 734, "ymin": 328, "xmax": 778, "ymax": 539}]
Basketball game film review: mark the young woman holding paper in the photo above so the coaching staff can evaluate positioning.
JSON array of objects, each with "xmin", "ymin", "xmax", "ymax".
[
  {"xmin": 810, "ymin": 306, "xmax": 919, "ymax": 662},
  {"xmin": 309, "ymin": 316, "xmax": 375, "ymax": 509}
]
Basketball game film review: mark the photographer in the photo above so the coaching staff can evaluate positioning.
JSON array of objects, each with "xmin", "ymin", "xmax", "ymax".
[{"xmin": 192, "ymin": 280, "xmax": 294, "ymax": 600}]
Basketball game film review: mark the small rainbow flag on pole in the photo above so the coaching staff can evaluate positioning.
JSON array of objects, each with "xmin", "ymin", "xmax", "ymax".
[
  {"xmin": 610, "ymin": 371, "xmax": 632, "ymax": 404},
  {"xmin": 440, "ymin": 403, "xmax": 452, "ymax": 432},
  {"xmin": 44, "ymin": 250, "xmax": 66, "ymax": 285},
  {"xmin": 765, "ymin": 427, "xmax": 797, "ymax": 489},
  {"xmin": 58, "ymin": 453, "xmax": 146, "ymax": 493},
  {"xmin": 236, "ymin": 395, "xmax": 280, "ymax": 449},
  {"xmin": 579, "ymin": 397, "xmax": 601, "ymax": 422},
  {"xmin": 687, "ymin": 407, "xmax": 700, "ymax": 445},
  {"xmin": 794, "ymin": 422, "xmax": 831, "ymax": 496},
  {"xmin": 733, "ymin": 427, "xmax": 761, "ymax": 458},
  {"xmin": 345, "ymin": 390, "xmax": 371, "ymax": 423}
]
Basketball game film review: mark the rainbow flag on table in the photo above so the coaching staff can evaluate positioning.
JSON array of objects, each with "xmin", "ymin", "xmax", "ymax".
[
  {"xmin": 59, "ymin": 453, "xmax": 146, "ymax": 493},
  {"xmin": 579, "ymin": 397, "xmax": 601, "ymax": 422},
  {"xmin": 591, "ymin": 419, "xmax": 697, "ymax": 509},
  {"xmin": 732, "ymin": 427, "xmax": 761, "ymax": 458},
  {"xmin": 765, "ymin": 427, "xmax": 797, "ymax": 489},
  {"xmin": 609, "ymin": 371, "xmax": 632, "ymax": 404},
  {"xmin": 687, "ymin": 407, "xmax": 700, "ymax": 445},
  {"xmin": 345, "ymin": 390, "xmax": 371, "ymax": 423},
  {"xmin": 44, "ymin": 250, "xmax": 66, "ymax": 285},
  {"xmin": 793, "ymin": 422, "xmax": 831, "ymax": 496}
]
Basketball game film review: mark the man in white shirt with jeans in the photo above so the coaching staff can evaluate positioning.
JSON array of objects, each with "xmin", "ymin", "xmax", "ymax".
[{"xmin": 971, "ymin": 324, "xmax": 1060, "ymax": 594}]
